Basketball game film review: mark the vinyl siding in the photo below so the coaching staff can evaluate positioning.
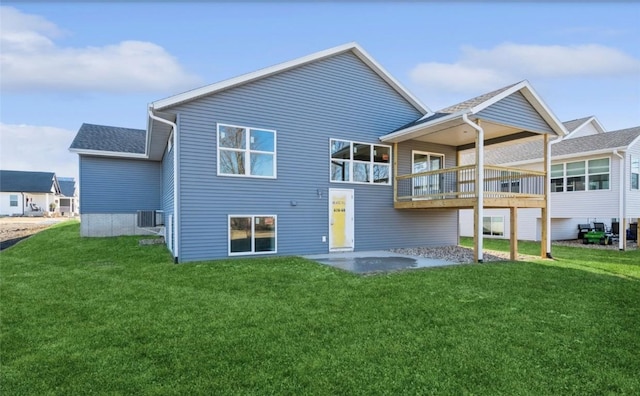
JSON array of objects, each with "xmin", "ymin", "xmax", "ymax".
[
  {"xmin": 161, "ymin": 147, "xmax": 175, "ymax": 253},
  {"xmin": 477, "ymin": 91, "xmax": 554, "ymax": 134},
  {"xmin": 627, "ymin": 142, "xmax": 640, "ymax": 218},
  {"xmin": 459, "ymin": 208, "xmax": 541, "ymax": 241},
  {"xmin": 169, "ymin": 52, "xmax": 459, "ymax": 262},
  {"xmin": 550, "ymin": 154, "xmax": 619, "ymax": 219},
  {"xmin": 569, "ymin": 123, "xmax": 600, "ymax": 139},
  {"xmin": 79, "ymin": 156, "xmax": 161, "ymax": 213}
]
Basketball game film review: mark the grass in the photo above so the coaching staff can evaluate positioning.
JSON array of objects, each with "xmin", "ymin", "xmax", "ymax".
[{"xmin": 2, "ymin": 221, "xmax": 639, "ymax": 395}]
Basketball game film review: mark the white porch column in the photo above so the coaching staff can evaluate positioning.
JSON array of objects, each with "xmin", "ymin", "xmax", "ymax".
[{"xmin": 463, "ymin": 114, "xmax": 484, "ymax": 263}]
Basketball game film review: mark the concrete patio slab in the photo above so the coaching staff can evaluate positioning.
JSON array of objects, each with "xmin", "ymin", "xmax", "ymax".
[{"xmin": 303, "ymin": 250, "xmax": 458, "ymax": 274}]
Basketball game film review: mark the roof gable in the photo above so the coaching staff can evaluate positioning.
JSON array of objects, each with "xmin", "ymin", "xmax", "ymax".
[
  {"xmin": 382, "ymin": 80, "xmax": 567, "ymax": 143},
  {"xmin": 563, "ymin": 116, "xmax": 606, "ymax": 139},
  {"xmin": 0, "ymin": 170, "xmax": 58, "ymax": 193},
  {"xmin": 58, "ymin": 178, "xmax": 76, "ymax": 197},
  {"xmin": 151, "ymin": 42, "xmax": 429, "ymax": 115}
]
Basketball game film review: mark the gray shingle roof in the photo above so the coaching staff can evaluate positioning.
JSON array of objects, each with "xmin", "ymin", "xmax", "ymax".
[
  {"xmin": 392, "ymin": 81, "xmax": 522, "ymax": 132},
  {"xmin": 562, "ymin": 116, "xmax": 593, "ymax": 133},
  {"xmin": 0, "ymin": 170, "xmax": 57, "ymax": 193},
  {"xmin": 58, "ymin": 179, "xmax": 76, "ymax": 197},
  {"xmin": 70, "ymin": 123, "xmax": 146, "ymax": 154},
  {"xmin": 482, "ymin": 126, "xmax": 640, "ymax": 165}
]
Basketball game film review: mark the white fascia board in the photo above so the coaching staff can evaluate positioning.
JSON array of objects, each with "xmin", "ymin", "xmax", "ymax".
[
  {"xmin": 69, "ymin": 148, "xmax": 148, "ymax": 159},
  {"xmin": 152, "ymin": 42, "xmax": 430, "ymax": 115},
  {"xmin": 379, "ymin": 110, "xmax": 467, "ymax": 143}
]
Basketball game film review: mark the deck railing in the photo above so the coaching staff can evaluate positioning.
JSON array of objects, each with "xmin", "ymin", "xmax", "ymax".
[{"xmin": 395, "ymin": 165, "xmax": 546, "ymax": 202}]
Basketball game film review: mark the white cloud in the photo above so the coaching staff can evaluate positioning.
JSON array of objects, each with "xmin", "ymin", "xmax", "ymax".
[
  {"xmin": 410, "ymin": 43, "xmax": 640, "ymax": 94},
  {"xmin": 0, "ymin": 123, "xmax": 79, "ymax": 181},
  {"xmin": 0, "ymin": 6, "xmax": 201, "ymax": 93}
]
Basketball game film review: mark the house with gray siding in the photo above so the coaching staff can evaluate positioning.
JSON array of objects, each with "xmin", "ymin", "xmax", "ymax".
[
  {"xmin": 71, "ymin": 42, "xmax": 568, "ymax": 263},
  {"xmin": 459, "ymin": 117, "xmax": 640, "ymax": 248}
]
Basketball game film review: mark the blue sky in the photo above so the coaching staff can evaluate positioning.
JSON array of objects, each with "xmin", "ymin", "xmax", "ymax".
[{"xmin": 1, "ymin": 2, "xmax": 639, "ymax": 180}]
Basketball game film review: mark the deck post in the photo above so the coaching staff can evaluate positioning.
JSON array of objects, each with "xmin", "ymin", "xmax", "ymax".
[
  {"xmin": 393, "ymin": 143, "xmax": 398, "ymax": 204},
  {"xmin": 541, "ymin": 134, "xmax": 549, "ymax": 258},
  {"xmin": 510, "ymin": 206, "xmax": 518, "ymax": 261}
]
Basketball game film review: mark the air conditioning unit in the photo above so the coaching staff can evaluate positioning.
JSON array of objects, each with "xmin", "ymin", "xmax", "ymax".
[{"xmin": 137, "ymin": 210, "xmax": 156, "ymax": 227}]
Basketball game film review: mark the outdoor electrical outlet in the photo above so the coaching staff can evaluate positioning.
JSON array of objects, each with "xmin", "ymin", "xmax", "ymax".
[{"xmin": 322, "ymin": 236, "xmax": 327, "ymax": 242}]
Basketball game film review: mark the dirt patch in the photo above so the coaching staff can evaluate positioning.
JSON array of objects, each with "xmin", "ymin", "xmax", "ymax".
[{"xmin": 0, "ymin": 217, "xmax": 70, "ymax": 250}]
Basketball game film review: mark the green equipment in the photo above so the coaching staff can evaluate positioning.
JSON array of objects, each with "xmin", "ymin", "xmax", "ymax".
[{"xmin": 582, "ymin": 222, "xmax": 613, "ymax": 245}]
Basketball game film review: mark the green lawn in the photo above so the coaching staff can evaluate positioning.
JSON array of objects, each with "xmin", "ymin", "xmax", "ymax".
[{"xmin": 2, "ymin": 222, "xmax": 639, "ymax": 395}]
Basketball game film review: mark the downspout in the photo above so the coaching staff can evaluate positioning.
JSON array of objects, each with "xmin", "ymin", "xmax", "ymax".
[
  {"xmin": 148, "ymin": 108, "xmax": 179, "ymax": 263},
  {"xmin": 21, "ymin": 192, "xmax": 25, "ymax": 216},
  {"xmin": 462, "ymin": 113, "xmax": 484, "ymax": 262},
  {"xmin": 546, "ymin": 136, "xmax": 561, "ymax": 257},
  {"xmin": 614, "ymin": 150, "xmax": 625, "ymax": 250}
]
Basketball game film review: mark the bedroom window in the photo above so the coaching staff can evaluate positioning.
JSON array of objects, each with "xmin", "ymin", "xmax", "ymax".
[
  {"xmin": 566, "ymin": 161, "xmax": 586, "ymax": 192},
  {"xmin": 550, "ymin": 164, "xmax": 564, "ymax": 192},
  {"xmin": 218, "ymin": 124, "xmax": 276, "ymax": 178},
  {"xmin": 228, "ymin": 215, "xmax": 277, "ymax": 255},
  {"xmin": 632, "ymin": 156, "xmax": 639, "ymax": 190},
  {"xmin": 330, "ymin": 139, "xmax": 391, "ymax": 185},
  {"xmin": 588, "ymin": 158, "xmax": 609, "ymax": 190},
  {"xmin": 9, "ymin": 194, "xmax": 18, "ymax": 207},
  {"xmin": 483, "ymin": 216, "xmax": 504, "ymax": 236}
]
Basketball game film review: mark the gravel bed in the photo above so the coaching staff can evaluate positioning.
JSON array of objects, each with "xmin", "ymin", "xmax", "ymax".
[
  {"xmin": 389, "ymin": 246, "xmax": 520, "ymax": 264},
  {"xmin": 391, "ymin": 238, "xmax": 637, "ymax": 264}
]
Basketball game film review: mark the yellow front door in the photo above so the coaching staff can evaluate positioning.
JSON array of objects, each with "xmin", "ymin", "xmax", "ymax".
[{"xmin": 329, "ymin": 188, "xmax": 354, "ymax": 251}]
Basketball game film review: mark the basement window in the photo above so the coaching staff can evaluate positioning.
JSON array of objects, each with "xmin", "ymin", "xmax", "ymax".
[{"xmin": 228, "ymin": 215, "xmax": 277, "ymax": 255}]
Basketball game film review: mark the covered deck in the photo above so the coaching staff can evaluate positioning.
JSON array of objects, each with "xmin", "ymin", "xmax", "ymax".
[{"xmin": 381, "ymin": 81, "xmax": 567, "ymax": 262}]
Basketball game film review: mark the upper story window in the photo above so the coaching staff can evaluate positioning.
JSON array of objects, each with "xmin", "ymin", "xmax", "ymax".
[
  {"xmin": 330, "ymin": 139, "xmax": 391, "ymax": 185},
  {"xmin": 631, "ymin": 156, "xmax": 639, "ymax": 190},
  {"xmin": 217, "ymin": 124, "xmax": 276, "ymax": 178},
  {"xmin": 550, "ymin": 157, "xmax": 610, "ymax": 193}
]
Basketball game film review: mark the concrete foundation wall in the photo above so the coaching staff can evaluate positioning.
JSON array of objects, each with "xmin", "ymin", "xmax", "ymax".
[{"xmin": 80, "ymin": 213, "xmax": 150, "ymax": 237}]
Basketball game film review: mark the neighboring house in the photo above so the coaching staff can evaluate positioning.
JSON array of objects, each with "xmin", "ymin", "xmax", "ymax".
[
  {"xmin": 0, "ymin": 170, "xmax": 61, "ymax": 216},
  {"xmin": 58, "ymin": 177, "xmax": 79, "ymax": 217},
  {"xmin": 70, "ymin": 42, "xmax": 567, "ymax": 263},
  {"xmin": 459, "ymin": 117, "xmax": 640, "ymax": 247}
]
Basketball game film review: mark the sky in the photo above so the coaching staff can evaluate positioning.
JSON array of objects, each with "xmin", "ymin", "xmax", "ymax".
[{"xmin": 1, "ymin": 2, "xmax": 639, "ymax": 182}]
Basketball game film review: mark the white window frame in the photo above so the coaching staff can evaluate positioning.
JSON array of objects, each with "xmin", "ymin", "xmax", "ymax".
[
  {"xmin": 483, "ymin": 216, "xmax": 504, "ymax": 237},
  {"xmin": 217, "ymin": 123, "xmax": 277, "ymax": 179},
  {"xmin": 551, "ymin": 157, "xmax": 610, "ymax": 193},
  {"xmin": 228, "ymin": 214, "xmax": 277, "ymax": 256},
  {"xmin": 587, "ymin": 158, "xmax": 610, "ymax": 191},
  {"xmin": 329, "ymin": 139, "xmax": 392, "ymax": 185},
  {"xmin": 9, "ymin": 194, "xmax": 18, "ymax": 207},
  {"xmin": 411, "ymin": 150, "xmax": 445, "ymax": 196},
  {"xmin": 631, "ymin": 155, "xmax": 639, "ymax": 190}
]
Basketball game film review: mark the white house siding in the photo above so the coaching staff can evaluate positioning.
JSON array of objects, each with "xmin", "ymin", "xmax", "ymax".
[
  {"xmin": 570, "ymin": 123, "xmax": 600, "ymax": 139},
  {"xmin": 1, "ymin": 192, "xmax": 24, "ymax": 215},
  {"xmin": 550, "ymin": 153, "xmax": 620, "ymax": 222},
  {"xmin": 459, "ymin": 208, "xmax": 541, "ymax": 240},
  {"xmin": 626, "ymin": 142, "xmax": 640, "ymax": 220}
]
